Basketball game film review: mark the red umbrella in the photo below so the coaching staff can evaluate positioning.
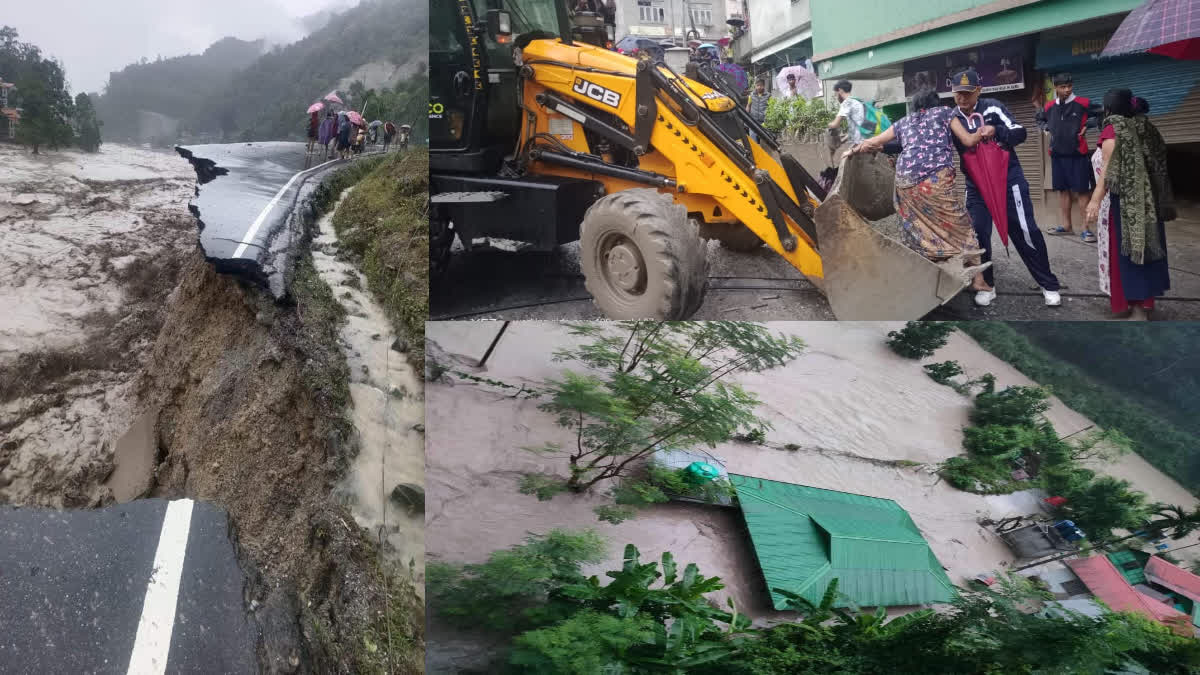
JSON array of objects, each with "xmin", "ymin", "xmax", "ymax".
[
  {"xmin": 323, "ymin": 90, "xmax": 344, "ymax": 104},
  {"xmin": 960, "ymin": 113, "xmax": 1013, "ymax": 248},
  {"xmin": 306, "ymin": 102, "xmax": 324, "ymax": 114},
  {"xmin": 1102, "ymin": 0, "xmax": 1200, "ymax": 60},
  {"xmin": 346, "ymin": 110, "xmax": 365, "ymax": 126}
]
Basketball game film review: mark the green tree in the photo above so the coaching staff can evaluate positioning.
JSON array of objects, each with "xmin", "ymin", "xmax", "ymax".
[
  {"xmin": 969, "ymin": 385, "xmax": 1050, "ymax": 427},
  {"xmin": 518, "ymin": 322, "xmax": 804, "ymax": 520},
  {"xmin": 0, "ymin": 27, "xmax": 74, "ymax": 154},
  {"xmin": 1056, "ymin": 476, "xmax": 1151, "ymax": 538},
  {"xmin": 508, "ymin": 544, "xmax": 750, "ymax": 673},
  {"xmin": 427, "ymin": 529, "xmax": 607, "ymax": 634},
  {"xmin": 1148, "ymin": 504, "xmax": 1200, "ymax": 541},
  {"xmin": 73, "ymin": 92, "xmax": 102, "ymax": 152},
  {"xmin": 886, "ymin": 322, "xmax": 956, "ymax": 359},
  {"xmin": 924, "ymin": 360, "xmax": 963, "ymax": 385},
  {"xmin": 15, "ymin": 66, "xmax": 74, "ymax": 154}
]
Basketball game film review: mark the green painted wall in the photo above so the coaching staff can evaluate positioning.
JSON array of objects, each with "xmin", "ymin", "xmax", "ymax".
[
  {"xmin": 816, "ymin": 0, "xmax": 1140, "ymax": 79},
  {"xmin": 812, "ymin": 0, "xmax": 995, "ymax": 55}
]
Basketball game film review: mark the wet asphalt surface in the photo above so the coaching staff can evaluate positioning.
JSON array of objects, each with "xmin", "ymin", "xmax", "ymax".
[
  {"xmin": 0, "ymin": 499, "xmax": 256, "ymax": 674},
  {"xmin": 176, "ymin": 142, "xmax": 387, "ymax": 298},
  {"xmin": 431, "ymin": 218, "xmax": 1200, "ymax": 321}
]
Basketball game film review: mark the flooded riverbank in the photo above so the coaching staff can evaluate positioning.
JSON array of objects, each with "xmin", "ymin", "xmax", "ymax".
[
  {"xmin": 0, "ymin": 143, "xmax": 195, "ymax": 506},
  {"xmin": 425, "ymin": 321, "xmax": 1198, "ymax": 668}
]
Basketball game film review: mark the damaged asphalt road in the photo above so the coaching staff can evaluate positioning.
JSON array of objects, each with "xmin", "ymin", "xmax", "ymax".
[
  {"xmin": 0, "ymin": 499, "xmax": 258, "ymax": 674},
  {"xmin": 176, "ymin": 142, "xmax": 350, "ymax": 298}
]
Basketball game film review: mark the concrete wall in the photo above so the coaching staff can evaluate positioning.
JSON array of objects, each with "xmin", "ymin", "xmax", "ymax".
[
  {"xmin": 746, "ymin": 0, "xmax": 810, "ymax": 55},
  {"xmin": 615, "ymin": 0, "xmax": 729, "ymax": 43}
]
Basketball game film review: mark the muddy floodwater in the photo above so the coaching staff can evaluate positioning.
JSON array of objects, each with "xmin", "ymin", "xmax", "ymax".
[
  {"xmin": 426, "ymin": 321, "xmax": 1200, "ymax": 635},
  {"xmin": 0, "ymin": 143, "xmax": 195, "ymax": 506},
  {"xmin": 311, "ymin": 191, "xmax": 425, "ymax": 585}
]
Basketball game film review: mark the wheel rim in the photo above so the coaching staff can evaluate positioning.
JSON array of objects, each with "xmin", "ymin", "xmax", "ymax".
[{"xmin": 598, "ymin": 232, "xmax": 647, "ymax": 300}]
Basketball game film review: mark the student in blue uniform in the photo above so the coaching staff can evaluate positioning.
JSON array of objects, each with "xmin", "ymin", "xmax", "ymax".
[{"xmin": 949, "ymin": 69, "xmax": 1062, "ymax": 308}]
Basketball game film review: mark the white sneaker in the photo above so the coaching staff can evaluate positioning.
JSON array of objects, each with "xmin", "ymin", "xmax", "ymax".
[
  {"xmin": 974, "ymin": 289, "xmax": 996, "ymax": 306},
  {"xmin": 1042, "ymin": 289, "xmax": 1062, "ymax": 306}
]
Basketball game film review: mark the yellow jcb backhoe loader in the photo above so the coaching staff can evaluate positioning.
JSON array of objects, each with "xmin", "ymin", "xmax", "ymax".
[{"xmin": 430, "ymin": 0, "xmax": 983, "ymax": 319}]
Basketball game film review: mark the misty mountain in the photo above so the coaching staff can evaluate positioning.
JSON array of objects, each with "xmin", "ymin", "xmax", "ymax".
[{"xmin": 94, "ymin": 0, "xmax": 427, "ymax": 144}]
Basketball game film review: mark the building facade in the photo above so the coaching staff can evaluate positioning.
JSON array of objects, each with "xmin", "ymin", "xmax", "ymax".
[
  {"xmin": 0, "ymin": 79, "xmax": 18, "ymax": 140},
  {"xmin": 614, "ymin": 0, "xmax": 730, "ymax": 45},
  {"xmin": 806, "ymin": 0, "xmax": 1200, "ymax": 204}
]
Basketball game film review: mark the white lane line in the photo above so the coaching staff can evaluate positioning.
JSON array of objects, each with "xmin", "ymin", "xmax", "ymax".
[
  {"xmin": 126, "ymin": 499, "xmax": 195, "ymax": 675},
  {"xmin": 231, "ymin": 158, "xmax": 339, "ymax": 259}
]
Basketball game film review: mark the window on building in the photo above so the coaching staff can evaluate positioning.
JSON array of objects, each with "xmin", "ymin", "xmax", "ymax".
[
  {"xmin": 689, "ymin": 7, "xmax": 713, "ymax": 25},
  {"xmin": 639, "ymin": 6, "xmax": 666, "ymax": 23}
]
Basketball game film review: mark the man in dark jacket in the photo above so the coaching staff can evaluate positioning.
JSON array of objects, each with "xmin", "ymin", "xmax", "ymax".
[
  {"xmin": 951, "ymin": 69, "xmax": 1061, "ymax": 308},
  {"xmin": 1035, "ymin": 72, "xmax": 1094, "ymax": 238}
]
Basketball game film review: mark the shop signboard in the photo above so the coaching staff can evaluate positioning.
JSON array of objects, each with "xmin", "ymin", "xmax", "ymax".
[
  {"xmin": 904, "ymin": 39, "xmax": 1026, "ymax": 98},
  {"xmin": 1036, "ymin": 30, "xmax": 1113, "ymax": 69}
]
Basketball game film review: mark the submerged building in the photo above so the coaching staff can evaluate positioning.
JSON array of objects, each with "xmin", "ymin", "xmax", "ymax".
[{"xmin": 731, "ymin": 475, "xmax": 957, "ymax": 609}]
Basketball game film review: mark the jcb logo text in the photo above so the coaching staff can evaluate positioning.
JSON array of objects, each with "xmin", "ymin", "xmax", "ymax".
[{"xmin": 572, "ymin": 78, "xmax": 621, "ymax": 108}]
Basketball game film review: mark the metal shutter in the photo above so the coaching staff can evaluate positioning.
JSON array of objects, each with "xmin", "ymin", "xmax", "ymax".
[
  {"xmin": 995, "ymin": 92, "xmax": 1045, "ymax": 203},
  {"xmin": 1071, "ymin": 56, "xmax": 1200, "ymax": 145}
]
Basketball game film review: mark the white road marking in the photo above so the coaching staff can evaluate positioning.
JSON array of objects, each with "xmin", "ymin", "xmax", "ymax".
[
  {"xmin": 126, "ymin": 499, "xmax": 195, "ymax": 675},
  {"xmin": 232, "ymin": 158, "xmax": 339, "ymax": 259}
]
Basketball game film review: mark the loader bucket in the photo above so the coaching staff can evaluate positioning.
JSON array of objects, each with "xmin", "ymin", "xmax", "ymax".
[{"xmin": 813, "ymin": 153, "xmax": 989, "ymax": 320}]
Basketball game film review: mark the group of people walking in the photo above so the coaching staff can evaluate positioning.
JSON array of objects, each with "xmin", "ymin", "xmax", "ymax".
[
  {"xmin": 850, "ymin": 68, "xmax": 1173, "ymax": 319},
  {"xmin": 307, "ymin": 111, "xmax": 406, "ymax": 160}
]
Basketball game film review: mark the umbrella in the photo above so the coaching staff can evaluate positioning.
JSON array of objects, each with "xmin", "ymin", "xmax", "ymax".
[
  {"xmin": 307, "ymin": 101, "xmax": 324, "ymax": 114},
  {"xmin": 714, "ymin": 62, "xmax": 748, "ymax": 92},
  {"xmin": 399, "ymin": 124, "xmax": 412, "ymax": 130},
  {"xmin": 774, "ymin": 65, "xmax": 821, "ymax": 98},
  {"xmin": 368, "ymin": 120, "xmax": 383, "ymax": 129},
  {"xmin": 1102, "ymin": 0, "xmax": 1200, "ymax": 60},
  {"xmin": 960, "ymin": 113, "xmax": 1013, "ymax": 249},
  {"xmin": 323, "ymin": 91, "xmax": 344, "ymax": 104},
  {"xmin": 347, "ymin": 110, "xmax": 365, "ymax": 126}
]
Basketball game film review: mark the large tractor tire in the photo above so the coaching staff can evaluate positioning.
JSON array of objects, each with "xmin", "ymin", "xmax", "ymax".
[{"xmin": 579, "ymin": 189, "xmax": 708, "ymax": 319}]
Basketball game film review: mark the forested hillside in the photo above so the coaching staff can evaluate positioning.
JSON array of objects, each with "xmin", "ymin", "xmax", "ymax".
[
  {"xmin": 94, "ymin": 37, "xmax": 265, "ymax": 141},
  {"xmin": 93, "ymin": 0, "xmax": 427, "ymax": 144},
  {"xmin": 958, "ymin": 322, "xmax": 1200, "ymax": 495}
]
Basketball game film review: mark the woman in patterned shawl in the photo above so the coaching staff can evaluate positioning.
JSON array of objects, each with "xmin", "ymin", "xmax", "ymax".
[{"xmin": 1086, "ymin": 88, "xmax": 1174, "ymax": 320}]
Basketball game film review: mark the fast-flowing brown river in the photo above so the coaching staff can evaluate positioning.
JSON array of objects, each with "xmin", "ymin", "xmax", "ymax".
[{"xmin": 425, "ymin": 321, "xmax": 1199, "ymax": 632}]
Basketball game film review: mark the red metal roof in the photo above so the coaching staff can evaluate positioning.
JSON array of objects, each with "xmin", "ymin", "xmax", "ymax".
[
  {"xmin": 1066, "ymin": 556, "xmax": 1191, "ymax": 634},
  {"xmin": 1145, "ymin": 556, "xmax": 1200, "ymax": 602}
]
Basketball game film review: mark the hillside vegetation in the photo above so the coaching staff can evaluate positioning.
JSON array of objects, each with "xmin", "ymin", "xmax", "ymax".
[
  {"xmin": 94, "ymin": 0, "xmax": 427, "ymax": 144},
  {"xmin": 957, "ymin": 322, "xmax": 1200, "ymax": 495}
]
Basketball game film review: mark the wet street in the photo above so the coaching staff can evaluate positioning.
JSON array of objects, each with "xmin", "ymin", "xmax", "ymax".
[
  {"xmin": 431, "ymin": 215, "xmax": 1200, "ymax": 321},
  {"xmin": 0, "ymin": 499, "xmax": 257, "ymax": 674},
  {"xmin": 176, "ymin": 142, "xmax": 357, "ymax": 298}
]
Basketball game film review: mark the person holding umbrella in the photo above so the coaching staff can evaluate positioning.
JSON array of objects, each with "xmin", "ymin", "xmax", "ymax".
[
  {"xmin": 306, "ymin": 103, "xmax": 322, "ymax": 153},
  {"xmin": 951, "ymin": 69, "xmax": 1062, "ymax": 308}
]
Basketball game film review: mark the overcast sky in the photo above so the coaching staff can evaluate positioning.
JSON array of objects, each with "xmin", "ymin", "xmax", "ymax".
[{"xmin": 5, "ymin": 0, "xmax": 353, "ymax": 94}]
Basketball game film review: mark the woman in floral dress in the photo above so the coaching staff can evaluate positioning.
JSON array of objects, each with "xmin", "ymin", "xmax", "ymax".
[{"xmin": 853, "ymin": 88, "xmax": 986, "ymax": 263}]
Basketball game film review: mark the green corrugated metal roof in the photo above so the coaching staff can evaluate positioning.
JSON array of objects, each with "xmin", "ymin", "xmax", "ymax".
[
  {"xmin": 732, "ymin": 474, "xmax": 957, "ymax": 610},
  {"xmin": 1107, "ymin": 550, "xmax": 1149, "ymax": 586}
]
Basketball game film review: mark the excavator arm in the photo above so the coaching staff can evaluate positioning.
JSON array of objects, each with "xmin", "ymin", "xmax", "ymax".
[{"xmin": 516, "ymin": 38, "xmax": 826, "ymax": 280}]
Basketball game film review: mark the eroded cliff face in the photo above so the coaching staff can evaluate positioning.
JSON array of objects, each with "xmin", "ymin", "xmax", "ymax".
[{"xmin": 133, "ymin": 227, "xmax": 421, "ymax": 673}]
